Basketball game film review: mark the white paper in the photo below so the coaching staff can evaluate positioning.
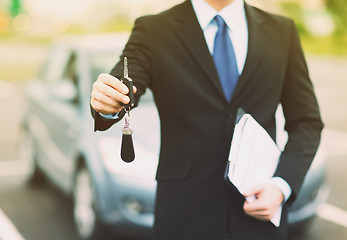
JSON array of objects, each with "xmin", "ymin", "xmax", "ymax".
[{"xmin": 227, "ymin": 114, "xmax": 282, "ymax": 227}]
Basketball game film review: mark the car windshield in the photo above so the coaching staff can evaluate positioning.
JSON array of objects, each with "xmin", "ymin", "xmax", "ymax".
[{"xmin": 89, "ymin": 51, "xmax": 119, "ymax": 83}]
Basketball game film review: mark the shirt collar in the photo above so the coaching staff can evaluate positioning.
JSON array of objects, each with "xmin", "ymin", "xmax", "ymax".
[{"xmin": 191, "ymin": 0, "xmax": 245, "ymax": 31}]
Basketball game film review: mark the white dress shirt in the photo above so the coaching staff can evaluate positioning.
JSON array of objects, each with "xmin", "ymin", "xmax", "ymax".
[
  {"xmin": 102, "ymin": 0, "xmax": 292, "ymax": 202},
  {"xmin": 191, "ymin": 0, "xmax": 248, "ymax": 74}
]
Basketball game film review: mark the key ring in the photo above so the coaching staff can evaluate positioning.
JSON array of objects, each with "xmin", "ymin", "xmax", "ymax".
[{"xmin": 124, "ymin": 108, "xmax": 130, "ymax": 128}]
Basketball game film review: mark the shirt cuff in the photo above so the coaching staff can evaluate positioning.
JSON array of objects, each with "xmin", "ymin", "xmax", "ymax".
[
  {"xmin": 99, "ymin": 112, "xmax": 120, "ymax": 120},
  {"xmin": 269, "ymin": 177, "xmax": 292, "ymax": 203}
]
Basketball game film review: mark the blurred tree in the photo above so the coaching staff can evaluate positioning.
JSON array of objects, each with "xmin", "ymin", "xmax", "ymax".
[
  {"xmin": 280, "ymin": 1, "xmax": 308, "ymax": 35},
  {"xmin": 9, "ymin": 0, "xmax": 21, "ymax": 17},
  {"xmin": 326, "ymin": 0, "xmax": 347, "ymax": 35}
]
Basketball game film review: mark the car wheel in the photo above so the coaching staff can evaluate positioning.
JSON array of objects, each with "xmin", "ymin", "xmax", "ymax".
[
  {"xmin": 17, "ymin": 128, "xmax": 45, "ymax": 185},
  {"xmin": 73, "ymin": 166, "xmax": 110, "ymax": 240}
]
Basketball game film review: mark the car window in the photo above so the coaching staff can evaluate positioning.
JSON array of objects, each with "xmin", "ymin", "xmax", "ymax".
[
  {"xmin": 48, "ymin": 52, "xmax": 79, "ymax": 104},
  {"xmin": 89, "ymin": 51, "xmax": 117, "ymax": 83},
  {"xmin": 62, "ymin": 53, "xmax": 79, "ymax": 104},
  {"xmin": 40, "ymin": 46, "xmax": 71, "ymax": 84},
  {"xmin": 63, "ymin": 53, "xmax": 78, "ymax": 86}
]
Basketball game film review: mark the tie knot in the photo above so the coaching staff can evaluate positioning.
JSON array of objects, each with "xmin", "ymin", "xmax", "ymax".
[{"xmin": 214, "ymin": 15, "xmax": 225, "ymax": 28}]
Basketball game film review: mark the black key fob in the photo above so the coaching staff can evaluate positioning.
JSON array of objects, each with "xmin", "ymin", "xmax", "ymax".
[
  {"xmin": 121, "ymin": 125, "xmax": 135, "ymax": 163},
  {"xmin": 121, "ymin": 76, "xmax": 135, "ymax": 108}
]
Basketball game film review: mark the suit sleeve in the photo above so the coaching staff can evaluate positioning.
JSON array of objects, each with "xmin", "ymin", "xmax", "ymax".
[
  {"xmin": 92, "ymin": 105, "xmax": 126, "ymax": 132},
  {"xmin": 93, "ymin": 17, "xmax": 152, "ymax": 131},
  {"xmin": 274, "ymin": 20, "xmax": 324, "ymax": 204}
]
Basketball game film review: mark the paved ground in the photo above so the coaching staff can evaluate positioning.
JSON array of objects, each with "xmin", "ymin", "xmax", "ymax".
[{"xmin": 0, "ymin": 41, "xmax": 346, "ymax": 240}]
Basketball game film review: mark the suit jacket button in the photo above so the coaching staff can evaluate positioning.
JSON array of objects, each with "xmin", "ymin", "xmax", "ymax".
[{"xmin": 228, "ymin": 114, "xmax": 234, "ymax": 119}]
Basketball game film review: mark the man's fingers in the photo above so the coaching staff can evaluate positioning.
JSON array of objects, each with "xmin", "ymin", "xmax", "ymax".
[
  {"xmin": 244, "ymin": 206, "xmax": 271, "ymax": 216},
  {"xmin": 243, "ymin": 183, "xmax": 284, "ymax": 222},
  {"xmin": 242, "ymin": 184, "xmax": 265, "ymax": 197},
  {"xmin": 98, "ymin": 73, "xmax": 129, "ymax": 94},
  {"xmin": 93, "ymin": 81, "xmax": 129, "ymax": 104},
  {"xmin": 91, "ymin": 99, "xmax": 122, "ymax": 115},
  {"xmin": 91, "ymin": 73, "xmax": 138, "ymax": 115},
  {"xmin": 99, "ymin": 73, "xmax": 138, "ymax": 95},
  {"xmin": 91, "ymin": 91, "xmax": 122, "ymax": 108},
  {"xmin": 243, "ymin": 200, "xmax": 268, "ymax": 212},
  {"xmin": 96, "ymin": 73, "xmax": 137, "ymax": 100},
  {"xmin": 246, "ymin": 212, "xmax": 273, "ymax": 222},
  {"xmin": 243, "ymin": 200, "xmax": 274, "ymax": 221}
]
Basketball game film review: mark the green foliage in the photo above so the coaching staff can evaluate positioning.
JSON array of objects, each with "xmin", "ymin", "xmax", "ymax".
[
  {"xmin": 9, "ymin": 0, "xmax": 21, "ymax": 17},
  {"xmin": 326, "ymin": 0, "xmax": 347, "ymax": 35},
  {"xmin": 301, "ymin": 34, "xmax": 347, "ymax": 56},
  {"xmin": 279, "ymin": 1, "xmax": 309, "ymax": 35},
  {"xmin": 100, "ymin": 16, "xmax": 133, "ymax": 32},
  {"xmin": 279, "ymin": 1, "xmax": 347, "ymax": 56}
]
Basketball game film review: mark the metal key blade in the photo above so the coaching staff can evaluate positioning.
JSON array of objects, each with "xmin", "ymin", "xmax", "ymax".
[{"xmin": 124, "ymin": 57, "xmax": 128, "ymax": 78}]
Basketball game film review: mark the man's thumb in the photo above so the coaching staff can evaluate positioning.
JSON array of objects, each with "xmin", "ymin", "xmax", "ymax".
[{"xmin": 242, "ymin": 184, "xmax": 264, "ymax": 197}]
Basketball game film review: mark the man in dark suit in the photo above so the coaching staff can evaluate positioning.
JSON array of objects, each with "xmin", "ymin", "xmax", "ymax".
[{"xmin": 90, "ymin": 0, "xmax": 323, "ymax": 239}]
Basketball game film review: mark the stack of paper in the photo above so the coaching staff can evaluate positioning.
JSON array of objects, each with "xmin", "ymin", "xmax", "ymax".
[{"xmin": 225, "ymin": 113, "xmax": 282, "ymax": 227}]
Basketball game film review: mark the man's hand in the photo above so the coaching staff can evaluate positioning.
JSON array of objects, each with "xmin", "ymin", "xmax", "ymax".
[
  {"xmin": 90, "ymin": 73, "xmax": 137, "ymax": 115},
  {"xmin": 243, "ymin": 183, "xmax": 284, "ymax": 222}
]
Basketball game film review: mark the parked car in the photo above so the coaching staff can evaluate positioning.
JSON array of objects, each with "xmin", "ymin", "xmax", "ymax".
[{"xmin": 18, "ymin": 34, "xmax": 329, "ymax": 240}]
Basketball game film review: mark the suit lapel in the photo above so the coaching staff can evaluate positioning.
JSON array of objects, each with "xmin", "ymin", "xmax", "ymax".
[
  {"xmin": 172, "ymin": 1, "xmax": 271, "ymax": 103},
  {"xmin": 231, "ymin": 3, "xmax": 270, "ymax": 102},
  {"xmin": 173, "ymin": 1, "xmax": 226, "ymax": 100}
]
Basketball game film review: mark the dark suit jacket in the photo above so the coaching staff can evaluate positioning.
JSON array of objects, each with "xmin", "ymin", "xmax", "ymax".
[{"xmin": 93, "ymin": 1, "xmax": 323, "ymax": 239}]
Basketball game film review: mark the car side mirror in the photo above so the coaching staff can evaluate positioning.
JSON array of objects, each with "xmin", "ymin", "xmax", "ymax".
[{"xmin": 50, "ymin": 78, "xmax": 78, "ymax": 103}]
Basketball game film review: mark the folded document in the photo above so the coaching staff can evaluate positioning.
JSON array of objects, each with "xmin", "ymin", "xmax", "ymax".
[{"xmin": 225, "ymin": 113, "xmax": 282, "ymax": 227}]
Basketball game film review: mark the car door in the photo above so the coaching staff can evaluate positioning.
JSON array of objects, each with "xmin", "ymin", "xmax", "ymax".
[{"xmin": 30, "ymin": 46, "xmax": 81, "ymax": 192}]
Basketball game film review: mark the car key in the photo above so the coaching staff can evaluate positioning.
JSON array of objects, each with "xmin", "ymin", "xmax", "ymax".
[
  {"xmin": 120, "ymin": 57, "xmax": 135, "ymax": 163},
  {"xmin": 120, "ymin": 57, "xmax": 135, "ymax": 109}
]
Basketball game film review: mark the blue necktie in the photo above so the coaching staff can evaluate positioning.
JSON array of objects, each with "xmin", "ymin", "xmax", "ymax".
[{"xmin": 213, "ymin": 15, "xmax": 239, "ymax": 102}]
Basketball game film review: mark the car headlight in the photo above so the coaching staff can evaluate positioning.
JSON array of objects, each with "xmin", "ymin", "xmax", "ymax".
[
  {"xmin": 98, "ymin": 137, "xmax": 158, "ymax": 180},
  {"xmin": 123, "ymin": 197, "xmax": 145, "ymax": 215}
]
